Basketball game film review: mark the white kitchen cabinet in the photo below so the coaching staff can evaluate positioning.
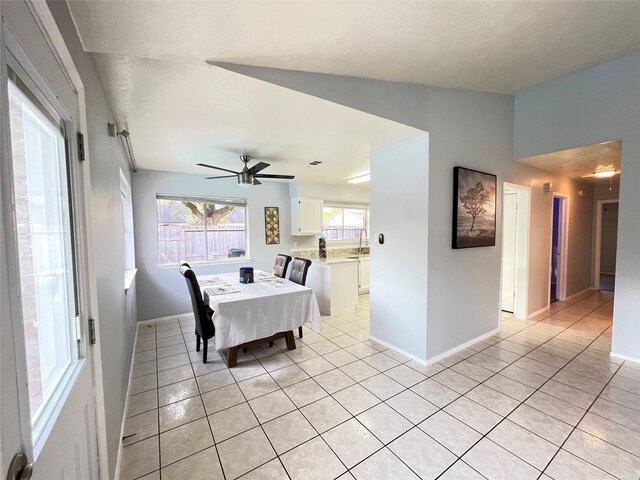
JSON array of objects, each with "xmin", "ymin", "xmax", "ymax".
[
  {"xmin": 291, "ymin": 197, "xmax": 323, "ymax": 235},
  {"xmin": 306, "ymin": 259, "xmax": 359, "ymax": 315},
  {"xmin": 358, "ymin": 257, "xmax": 370, "ymax": 293}
]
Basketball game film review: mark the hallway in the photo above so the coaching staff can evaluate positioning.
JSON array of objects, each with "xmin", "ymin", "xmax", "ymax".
[{"xmin": 121, "ymin": 291, "xmax": 640, "ymax": 479}]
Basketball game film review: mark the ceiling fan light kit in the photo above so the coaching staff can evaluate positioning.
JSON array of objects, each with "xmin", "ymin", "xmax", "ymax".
[{"xmin": 198, "ymin": 155, "xmax": 295, "ymax": 186}]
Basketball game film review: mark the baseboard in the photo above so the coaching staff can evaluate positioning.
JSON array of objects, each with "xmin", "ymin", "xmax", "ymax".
[
  {"xmin": 368, "ymin": 336, "xmax": 429, "ymax": 366},
  {"xmin": 138, "ymin": 312, "xmax": 192, "ymax": 326},
  {"xmin": 526, "ymin": 305, "xmax": 550, "ymax": 319},
  {"xmin": 370, "ymin": 327, "xmax": 502, "ymax": 367},
  {"xmin": 610, "ymin": 352, "xmax": 640, "ymax": 364},
  {"xmin": 424, "ymin": 327, "xmax": 501, "ymax": 365},
  {"xmin": 564, "ymin": 287, "xmax": 596, "ymax": 303},
  {"xmin": 114, "ymin": 323, "xmax": 141, "ymax": 480}
]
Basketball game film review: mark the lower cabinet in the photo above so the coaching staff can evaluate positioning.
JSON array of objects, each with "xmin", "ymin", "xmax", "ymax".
[
  {"xmin": 306, "ymin": 260, "xmax": 359, "ymax": 315},
  {"xmin": 358, "ymin": 257, "xmax": 370, "ymax": 294}
]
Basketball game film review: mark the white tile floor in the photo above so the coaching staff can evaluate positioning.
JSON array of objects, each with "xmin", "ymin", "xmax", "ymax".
[{"xmin": 121, "ymin": 290, "xmax": 640, "ymax": 480}]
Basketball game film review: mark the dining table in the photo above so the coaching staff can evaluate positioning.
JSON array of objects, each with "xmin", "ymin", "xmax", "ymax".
[{"xmin": 199, "ymin": 270, "xmax": 321, "ymax": 366}]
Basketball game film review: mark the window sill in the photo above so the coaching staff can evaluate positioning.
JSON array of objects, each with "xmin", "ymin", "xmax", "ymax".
[
  {"xmin": 124, "ymin": 268, "xmax": 137, "ymax": 294},
  {"xmin": 157, "ymin": 258, "xmax": 253, "ymax": 269}
]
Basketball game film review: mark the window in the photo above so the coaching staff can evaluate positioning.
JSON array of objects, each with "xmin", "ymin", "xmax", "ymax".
[
  {"xmin": 322, "ymin": 203, "xmax": 369, "ymax": 241},
  {"xmin": 157, "ymin": 195, "xmax": 247, "ymax": 264},
  {"xmin": 120, "ymin": 169, "xmax": 135, "ymax": 272},
  {"xmin": 8, "ymin": 78, "xmax": 79, "ymax": 439}
]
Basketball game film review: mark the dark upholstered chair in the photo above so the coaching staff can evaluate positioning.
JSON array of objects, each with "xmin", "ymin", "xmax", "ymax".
[
  {"xmin": 179, "ymin": 265, "xmax": 215, "ymax": 362},
  {"xmin": 288, "ymin": 257, "xmax": 312, "ymax": 338},
  {"xmin": 272, "ymin": 254, "xmax": 292, "ymax": 278},
  {"xmin": 180, "ymin": 260, "xmax": 191, "ymax": 268}
]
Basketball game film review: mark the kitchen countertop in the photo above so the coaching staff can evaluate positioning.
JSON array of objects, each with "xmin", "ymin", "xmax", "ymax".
[{"xmin": 311, "ymin": 256, "xmax": 370, "ymax": 265}]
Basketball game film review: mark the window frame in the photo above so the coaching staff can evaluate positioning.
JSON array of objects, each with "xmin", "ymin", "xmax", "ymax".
[
  {"xmin": 322, "ymin": 201, "xmax": 370, "ymax": 244},
  {"xmin": 156, "ymin": 194, "xmax": 249, "ymax": 266}
]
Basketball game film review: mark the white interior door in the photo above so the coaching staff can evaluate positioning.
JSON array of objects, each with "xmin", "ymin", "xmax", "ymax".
[
  {"xmin": 501, "ymin": 193, "xmax": 517, "ymax": 312},
  {"xmin": 1, "ymin": 2, "xmax": 100, "ymax": 479}
]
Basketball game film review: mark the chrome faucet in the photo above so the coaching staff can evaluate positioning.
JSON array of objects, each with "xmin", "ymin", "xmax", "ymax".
[{"xmin": 358, "ymin": 228, "xmax": 368, "ymax": 255}]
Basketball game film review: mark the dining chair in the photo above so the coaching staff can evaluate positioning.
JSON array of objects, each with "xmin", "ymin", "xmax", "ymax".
[
  {"xmin": 288, "ymin": 257, "xmax": 312, "ymax": 338},
  {"xmin": 179, "ymin": 265, "xmax": 215, "ymax": 363},
  {"xmin": 180, "ymin": 260, "xmax": 191, "ymax": 268},
  {"xmin": 272, "ymin": 254, "xmax": 292, "ymax": 278}
]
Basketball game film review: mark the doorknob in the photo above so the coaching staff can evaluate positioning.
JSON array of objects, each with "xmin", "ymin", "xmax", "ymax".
[{"xmin": 7, "ymin": 453, "xmax": 33, "ymax": 480}]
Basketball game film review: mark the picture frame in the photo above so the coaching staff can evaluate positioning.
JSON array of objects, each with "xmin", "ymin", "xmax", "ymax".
[
  {"xmin": 264, "ymin": 207, "xmax": 280, "ymax": 245},
  {"xmin": 452, "ymin": 166, "xmax": 497, "ymax": 249}
]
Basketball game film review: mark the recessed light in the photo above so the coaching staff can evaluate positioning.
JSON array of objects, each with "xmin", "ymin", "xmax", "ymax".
[
  {"xmin": 593, "ymin": 170, "xmax": 617, "ymax": 178},
  {"xmin": 347, "ymin": 174, "xmax": 370, "ymax": 184}
]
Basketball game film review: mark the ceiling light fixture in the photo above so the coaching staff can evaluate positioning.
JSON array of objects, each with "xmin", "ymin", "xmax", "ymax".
[
  {"xmin": 593, "ymin": 170, "xmax": 617, "ymax": 178},
  {"xmin": 347, "ymin": 174, "xmax": 370, "ymax": 184}
]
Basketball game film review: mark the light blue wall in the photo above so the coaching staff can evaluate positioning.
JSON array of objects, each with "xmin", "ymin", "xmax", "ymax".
[
  {"xmin": 514, "ymin": 51, "xmax": 640, "ymax": 360},
  {"xmin": 370, "ymin": 135, "xmax": 429, "ymax": 360}
]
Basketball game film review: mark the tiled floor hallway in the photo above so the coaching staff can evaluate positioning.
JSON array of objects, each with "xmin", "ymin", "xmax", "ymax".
[{"xmin": 121, "ymin": 290, "xmax": 640, "ymax": 479}]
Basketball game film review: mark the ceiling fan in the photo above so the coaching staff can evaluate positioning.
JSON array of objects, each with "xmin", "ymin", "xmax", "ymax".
[{"xmin": 197, "ymin": 155, "xmax": 295, "ymax": 187}]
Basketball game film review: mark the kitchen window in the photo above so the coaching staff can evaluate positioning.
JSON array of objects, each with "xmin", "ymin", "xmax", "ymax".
[
  {"xmin": 156, "ymin": 195, "xmax": 247, "ymax": 265},
  {"xmin": 322, "ymin": 203, "xmax": 369, "ymax": 241}
]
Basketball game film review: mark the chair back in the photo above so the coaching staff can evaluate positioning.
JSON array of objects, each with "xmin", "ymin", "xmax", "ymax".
[
  {"xmin": 180, "ymin": 260, "xmax": 191, "ymax": 269},
  {"xmin": 179, "ymin": 265, "xmax": 215, "ymax": 338},
  {"xmin": 272, "ymin": 254, "xmax": 292, "ymax": 278},
  {"xmin": 289, "ymin": 257, "xmax": 312, "ymax": 286}
]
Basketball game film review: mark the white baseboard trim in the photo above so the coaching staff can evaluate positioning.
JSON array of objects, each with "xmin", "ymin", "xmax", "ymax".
[
  {"xmin": 610, "ymin": 352, "xmax": 640, "ymax": 364},
  {"xmin": 114, "ymin": 323, "xmax": 141, "ymax": 480},
  {"xmin": 527, "ymin": 305, "xmax": 550, "ymax": 319},
  {"xmin": 368, "ymin": 336, "xmax": 429, "ymax": 366},
  {"xmin": 565, "ymin": 287, "xmax": 596, "ymax": 303},
  {"xmin": 424, "ymin": 327, "xmax": 501, "ymax": 365},
  {"xmin": 370, "ymin": 327, "xmax": 502, "ymax": 367},
  {"xmin": 138, "ymin": 312, "xmax": 192, "ymax": 326}
]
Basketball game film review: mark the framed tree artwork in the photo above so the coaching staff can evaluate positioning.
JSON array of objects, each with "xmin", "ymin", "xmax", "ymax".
[
  {"xmin": 264, "ymin": 207, "xmax": 280, "ymax": 245},
  {"xmin": 452, "ymin": 166, "xmax": 497, "ymax": 248}
]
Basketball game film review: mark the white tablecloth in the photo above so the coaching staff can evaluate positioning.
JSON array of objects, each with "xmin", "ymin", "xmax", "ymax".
[{"xmin": 200, "ymin": 271, "xmax": 322, "ymax": 350}]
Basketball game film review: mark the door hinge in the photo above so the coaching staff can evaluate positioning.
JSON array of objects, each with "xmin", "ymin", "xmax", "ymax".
[
  {"xmin": 77, "ymin": 132, "xmax": 86, "ymax": 162},
  {"xmin": 88, "ymin": 318, "xmax": 96, "ymax": 345}
]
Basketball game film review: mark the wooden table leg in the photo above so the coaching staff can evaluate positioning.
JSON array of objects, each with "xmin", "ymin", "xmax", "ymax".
[
  {"xmin": 285, "ymin": 330, "xmax": 296, "ymax": 351},
  {"xmin": 228, "ymin": 346, "xmax": 238, "ymax": 368}
]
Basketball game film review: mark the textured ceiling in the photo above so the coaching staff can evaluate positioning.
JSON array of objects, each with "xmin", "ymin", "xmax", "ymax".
[
  {"xmin": 69, "ymin": 1, "xmax": 640, "ymax": 94},
  {"xmin": 517, "ymin": 140, "xmax": 622, "ymax": 184},
  {"xmin": 92, "ymin": 54, "xmax": 422, "ymax": 183},
  {"xmin": 66, "ymin": 1, "xmax": 639, "ymax": 183}
]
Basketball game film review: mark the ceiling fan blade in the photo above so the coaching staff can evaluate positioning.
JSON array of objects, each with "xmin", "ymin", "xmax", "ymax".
[
  {"xmin": 253, "ymin": 178, "xmax": 262, "ymax": 185},
  {"xmin": 197, "ymin": 162, "xmax": 238, "ymax": 175},
  {"xmin": 205, "ymin": 175, "xmax": 237, "ymax": 179},
  {"xmin": 254, "ymin": 173, "xmax": 295, "ymax": 179},
  {"xmin": 249, "ymin": 162, "xmax": 270, "ymax": 174}
]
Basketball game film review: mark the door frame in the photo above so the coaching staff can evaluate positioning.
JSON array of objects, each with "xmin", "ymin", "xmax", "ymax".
[
  {"xmin": 594, "ymin": 199, "xmax": 619, "ymax": 289},
  {"xmin": 550, "ymin": 193, "xmax": 570, "ymax": 302},
  {"xmin": 0, "ymin": 2, "xmax": 109, "ymax": 477},
  {"xmin": 501, "ymin": 182, "xmax": 531, "ymax": 319}
]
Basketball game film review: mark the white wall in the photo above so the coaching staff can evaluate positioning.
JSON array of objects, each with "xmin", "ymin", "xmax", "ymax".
[
  {"xmin": 514, "ymin": 50, "xmax": 640, "ymax": 360},
  {"xmin": 46, "ymin": 2, "xmax": 135, "ymax": 477},
  {"xmin": 370, "ymin": 135, "xmax": 429, "ymax": 360}
]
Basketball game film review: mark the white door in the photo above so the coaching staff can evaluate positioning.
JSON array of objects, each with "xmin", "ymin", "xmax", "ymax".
[
  {"xmin": 501, "ymin": 193, "xmax": 517, "ymax": 312},
  {"xmin": 1, "ymin": 2, "xmax": 100, "ymax": 479}
]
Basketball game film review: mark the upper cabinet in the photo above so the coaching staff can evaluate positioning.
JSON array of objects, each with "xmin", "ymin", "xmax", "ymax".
[{"xmin": 291, "ymin": 197, "xmax": 323, "ymax": 235}]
